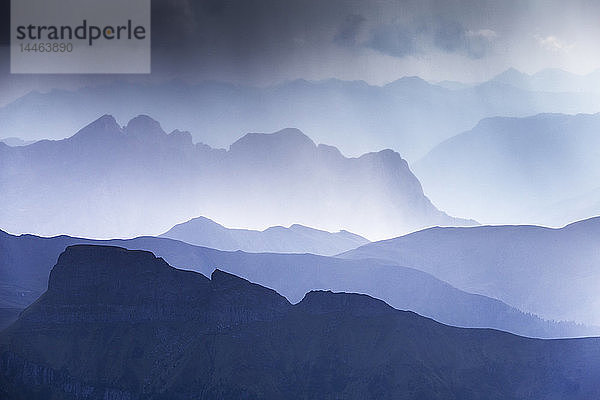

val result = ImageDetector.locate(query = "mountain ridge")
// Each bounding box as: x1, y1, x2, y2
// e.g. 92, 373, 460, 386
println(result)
340, 216, 600, 325
0, 228, 595, 338
414, 112, 600, 225
1, 69, 598, 161
0, 114, 474, 240
160, 216, 369, 255
4, 245, 600, 399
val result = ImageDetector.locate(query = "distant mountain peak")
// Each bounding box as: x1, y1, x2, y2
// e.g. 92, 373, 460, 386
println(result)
124, 115, 166, 139
160, 216, 370, 255
167, 129, 194, 147
385, 76, 432, 90
358, 148, 411, 171
186, 215, 224, 225
494, 67, 529, 78
229, 128, 316, 155
69, 114, 122, 141
490, 68, 531, 86
288, 223, 318, 232
91, 114, 120, 128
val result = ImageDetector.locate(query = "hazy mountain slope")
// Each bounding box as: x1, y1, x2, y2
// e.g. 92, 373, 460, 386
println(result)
341, 217, 600, 325
533, 187, 600, 227
491, 67, 600, 93
0, 137, 36, 147
3, 245, 600, 399
0, 72, 598, 160
0, 229, 594, 338
414, 113, 600, 224
0, 115, 473, 240
160, 216, 369, 255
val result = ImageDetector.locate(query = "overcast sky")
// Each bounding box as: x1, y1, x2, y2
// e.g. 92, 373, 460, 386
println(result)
149, 0, 600, 84
1, 0, 600, 103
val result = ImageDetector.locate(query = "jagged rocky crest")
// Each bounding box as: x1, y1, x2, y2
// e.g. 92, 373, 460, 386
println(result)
0, 114, 476, 240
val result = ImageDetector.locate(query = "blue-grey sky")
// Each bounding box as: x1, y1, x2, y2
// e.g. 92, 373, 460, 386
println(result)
148, 0, 600, 84
1, 0, 600, 103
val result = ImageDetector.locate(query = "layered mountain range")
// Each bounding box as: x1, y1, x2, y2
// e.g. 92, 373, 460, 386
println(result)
414, 112, 600, 225
160, 216, 369, 255
3, 245, 600, 399
1, 69, 599, 161
342, 217, 600, 325
489, 68, 600, 93
0, 115, 473, 240
0, 228, 595, 338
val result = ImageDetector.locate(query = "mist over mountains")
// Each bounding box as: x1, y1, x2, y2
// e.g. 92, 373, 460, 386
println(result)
490, 68, 600, 93
2, 229, 593, 338
3, 0, 600, 394
0, 114, 473, 240
342, 217, 600, 325
160, 216, 369, 256
1, 68, 599, 161
5, 69, 600, 231
4, 245, 600, 399
414, 112, 600, 225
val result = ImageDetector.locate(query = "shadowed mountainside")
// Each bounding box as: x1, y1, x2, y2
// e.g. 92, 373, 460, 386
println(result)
0, 229, 595, 338
3, 245, 600, 399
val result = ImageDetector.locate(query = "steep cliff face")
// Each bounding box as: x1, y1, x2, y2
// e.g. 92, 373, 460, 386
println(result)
1, 245, 295, 399
21, 245, 291, 326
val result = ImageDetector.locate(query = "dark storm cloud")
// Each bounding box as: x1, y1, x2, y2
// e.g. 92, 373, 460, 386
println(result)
334, 14, 366, 47
149, 0, 345, 79
433, 19, 466, 52
2, 0, 600, 89
363, 16, 495, 59
433, 18, 494, 59
366, 23, 420, 57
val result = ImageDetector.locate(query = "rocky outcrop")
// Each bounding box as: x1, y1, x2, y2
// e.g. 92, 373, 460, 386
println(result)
20, 245, 290, 328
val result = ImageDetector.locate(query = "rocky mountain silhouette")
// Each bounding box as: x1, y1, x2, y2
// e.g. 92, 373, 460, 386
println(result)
0, 115, 475, 240
3, 245, 600, 399
0, 72, 598, 160
0, 229, 594, 338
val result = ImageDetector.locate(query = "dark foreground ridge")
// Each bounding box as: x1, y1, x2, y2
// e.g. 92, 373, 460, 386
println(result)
2, 229, 594, 338
3, 245, 600, 399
